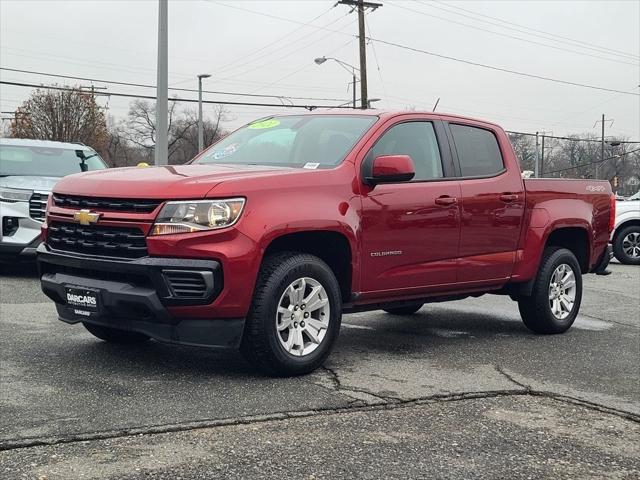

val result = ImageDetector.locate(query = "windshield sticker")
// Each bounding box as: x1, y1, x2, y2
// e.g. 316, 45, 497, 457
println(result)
248, 119, 280, 130
210, 143, 240, 160
303, 162, 320, 170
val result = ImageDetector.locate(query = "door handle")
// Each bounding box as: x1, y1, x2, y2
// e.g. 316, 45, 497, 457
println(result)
499, 193, 519, 203
435, 196, 457, 206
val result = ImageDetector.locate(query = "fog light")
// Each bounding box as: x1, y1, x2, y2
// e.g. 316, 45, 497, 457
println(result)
2, 217, 19, 236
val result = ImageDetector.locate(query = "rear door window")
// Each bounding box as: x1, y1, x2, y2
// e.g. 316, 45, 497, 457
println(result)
450, 124, 504, 177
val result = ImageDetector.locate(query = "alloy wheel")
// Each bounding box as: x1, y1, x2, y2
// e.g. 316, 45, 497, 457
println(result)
548, 263, 577, 320
622, 232, 640, 259
276, 277, 330, 357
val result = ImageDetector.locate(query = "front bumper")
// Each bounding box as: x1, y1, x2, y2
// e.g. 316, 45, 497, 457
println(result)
0, 200, 43, 259
37, 245, 244, 348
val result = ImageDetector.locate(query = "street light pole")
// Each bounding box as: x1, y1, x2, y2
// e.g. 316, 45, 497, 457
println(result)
314, 56, 360, 109
352, 73, 357, 109
197, 74, 211, 153
155, 0, 168, 166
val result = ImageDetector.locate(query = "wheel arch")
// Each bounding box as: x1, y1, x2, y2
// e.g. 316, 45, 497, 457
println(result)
262, 230, 354, 303
613, 219, 640, 241
544, 226, 590, 273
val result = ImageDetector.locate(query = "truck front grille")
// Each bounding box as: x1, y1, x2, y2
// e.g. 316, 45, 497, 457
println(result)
52, 194, 161, 213
29, 192, 49, 222
47, 222, 148, 258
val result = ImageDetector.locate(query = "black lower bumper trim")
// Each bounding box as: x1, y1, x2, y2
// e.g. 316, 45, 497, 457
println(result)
37, 244, 241, 348
37, 244, 222, 306
63, 313, 245, 349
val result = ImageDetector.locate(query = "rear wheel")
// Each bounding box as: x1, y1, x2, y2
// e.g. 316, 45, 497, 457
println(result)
383, 303, 424, 315
518, 247, 582, 334
83, 322, 150, 343
613, 225, 640, 265
241, 252, 342, 377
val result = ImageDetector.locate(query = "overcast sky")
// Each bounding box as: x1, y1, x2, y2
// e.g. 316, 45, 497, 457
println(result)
1, 0, 639, 138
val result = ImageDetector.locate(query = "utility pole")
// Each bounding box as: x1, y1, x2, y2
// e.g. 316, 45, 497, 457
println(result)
534, 132, 539, 178
594, 114, 613, 180
541, 134, 545, 177
338, 0, 382, 109
155, 0, 169, 166
197, 74, 211, 153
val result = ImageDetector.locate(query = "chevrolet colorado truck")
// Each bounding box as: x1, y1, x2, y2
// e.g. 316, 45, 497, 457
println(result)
37, 111, 614, 376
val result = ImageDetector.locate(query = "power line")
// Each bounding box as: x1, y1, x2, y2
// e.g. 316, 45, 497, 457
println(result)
191, 1, 639, 97
389, 2, 638, 66
428, 0, 640, 61
211, 16, 357, 84
364, 15, 390, 109
195, 3, 339, 79
0, 81, 352, 110
369, 37, 640, 96
212, 1, 354, 38
506, 131, 640, 144
543, 148, 640, 175
0, 67, 349, 103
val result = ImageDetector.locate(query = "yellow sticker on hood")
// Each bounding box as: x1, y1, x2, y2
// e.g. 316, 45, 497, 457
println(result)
248, 119, 280, 129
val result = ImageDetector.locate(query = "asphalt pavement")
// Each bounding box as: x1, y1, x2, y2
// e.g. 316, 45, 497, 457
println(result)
0, 261, 638, 479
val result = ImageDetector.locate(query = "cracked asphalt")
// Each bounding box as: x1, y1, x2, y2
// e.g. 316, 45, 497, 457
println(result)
1, 261, 639, 478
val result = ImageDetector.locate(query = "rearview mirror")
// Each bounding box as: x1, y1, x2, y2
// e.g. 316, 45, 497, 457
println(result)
366, 155, 415, 184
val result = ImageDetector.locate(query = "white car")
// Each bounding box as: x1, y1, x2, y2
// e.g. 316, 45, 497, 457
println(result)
612, 191, 640, 265
0, 138, 107, 260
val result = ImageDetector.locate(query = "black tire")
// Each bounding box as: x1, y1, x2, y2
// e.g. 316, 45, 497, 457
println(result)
517, 247, 582, 334
613, 225, 640, 265
83, 322, 151, 343
383, 303, 424, 315
240, 252, 342, 377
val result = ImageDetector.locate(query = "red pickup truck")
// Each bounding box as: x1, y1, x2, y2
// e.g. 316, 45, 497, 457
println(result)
38, 111, 614, 376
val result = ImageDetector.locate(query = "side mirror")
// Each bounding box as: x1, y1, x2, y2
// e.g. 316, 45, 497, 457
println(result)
367, 155, 415, 184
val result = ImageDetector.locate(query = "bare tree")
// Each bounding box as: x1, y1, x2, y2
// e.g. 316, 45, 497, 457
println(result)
10, 85, 108, 154
119, 100, 227, 164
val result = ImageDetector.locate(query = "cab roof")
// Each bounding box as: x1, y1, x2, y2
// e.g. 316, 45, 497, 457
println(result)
269, 109, 502, 129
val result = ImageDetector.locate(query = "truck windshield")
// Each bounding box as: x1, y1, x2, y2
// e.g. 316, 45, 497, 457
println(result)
195, 115, 377, 168
0, 145, 107, 177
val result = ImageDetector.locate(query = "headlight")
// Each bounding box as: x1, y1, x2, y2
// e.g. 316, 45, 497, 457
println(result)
150, 198, 245, 235
0, 187, 33, 202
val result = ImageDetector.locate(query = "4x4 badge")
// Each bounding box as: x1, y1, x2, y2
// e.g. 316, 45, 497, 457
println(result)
74, 209, 100, 226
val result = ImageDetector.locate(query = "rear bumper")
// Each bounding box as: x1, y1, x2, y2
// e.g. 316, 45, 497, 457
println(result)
37, 245, 244, 348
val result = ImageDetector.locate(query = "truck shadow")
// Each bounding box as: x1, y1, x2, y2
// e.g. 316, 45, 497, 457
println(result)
0, 261, 39, 278
58, 305, 533, 379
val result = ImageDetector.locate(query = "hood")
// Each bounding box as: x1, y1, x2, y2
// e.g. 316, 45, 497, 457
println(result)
0, 175, 59, 192
616, 200, 640, 215
52, 164, 300, 199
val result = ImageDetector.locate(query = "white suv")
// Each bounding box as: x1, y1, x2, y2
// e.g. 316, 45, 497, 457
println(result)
612, 191, 640, 265
0, 138, 107, 260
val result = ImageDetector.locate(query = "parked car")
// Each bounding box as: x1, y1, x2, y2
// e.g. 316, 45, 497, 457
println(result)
612, 190, 640, 264
0, 139, 107, 260
37, 111, 614, 376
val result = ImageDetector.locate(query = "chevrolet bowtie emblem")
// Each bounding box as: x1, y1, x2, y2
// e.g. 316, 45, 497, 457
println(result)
74, 209, 100, 226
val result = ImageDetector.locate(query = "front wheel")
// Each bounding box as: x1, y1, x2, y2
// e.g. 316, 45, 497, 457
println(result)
517, 247, 582, 334
613, 225, 640, 265
240, 252, 342, 377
